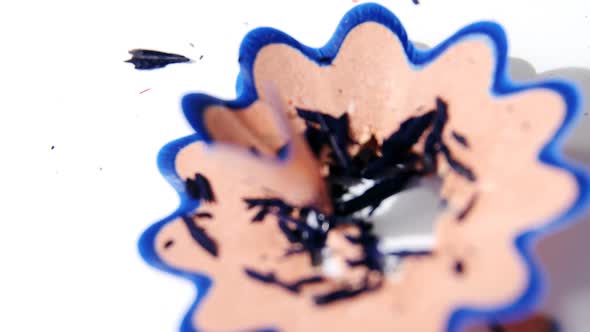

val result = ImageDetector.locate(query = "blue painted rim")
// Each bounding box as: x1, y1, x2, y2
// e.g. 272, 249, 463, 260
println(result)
139, 3, 590, 331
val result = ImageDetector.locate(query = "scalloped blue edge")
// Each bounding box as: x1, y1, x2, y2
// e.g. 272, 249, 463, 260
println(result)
139, 3, 590, 331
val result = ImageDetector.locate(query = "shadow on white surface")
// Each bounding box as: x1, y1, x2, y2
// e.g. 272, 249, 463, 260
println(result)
508, 58, 590, 332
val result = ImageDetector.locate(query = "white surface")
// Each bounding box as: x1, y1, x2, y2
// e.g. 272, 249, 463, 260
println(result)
0, 0, 589, 331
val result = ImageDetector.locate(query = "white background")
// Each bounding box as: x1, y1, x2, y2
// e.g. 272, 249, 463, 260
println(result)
0, 0, 589, 331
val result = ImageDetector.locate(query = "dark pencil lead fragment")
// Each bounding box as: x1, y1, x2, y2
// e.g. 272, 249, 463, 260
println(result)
278, 219, 302, 243
434, 97, 449, 132
186, 173, 216, 203
453, 260, 465, 275
243, 198, 293, 217
457, 193, 478, 221
181, 216, 218, 257
362, 111, 434, 179
244, 268, 280, 286
313, 275, 382, 305
125, 49, 191, 70
440, 145, 476, 182
163, 239, 175, 249
243, 198, 332, 265
296, 108, 353, 171
451, 131, 469, 148
303, 125, 327, 157
335, 171, 415, 216
193, 212, 213, 219
252, 208, 270, 223
419, 98, 476, 182
244, 268, 323, 293
277, 212, 328, 266
284, 246, 306, 257
289, 276, 325, 291
385, 250, 432, 257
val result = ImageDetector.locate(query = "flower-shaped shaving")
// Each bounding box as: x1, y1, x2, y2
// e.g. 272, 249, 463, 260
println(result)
139, 4, 589, 332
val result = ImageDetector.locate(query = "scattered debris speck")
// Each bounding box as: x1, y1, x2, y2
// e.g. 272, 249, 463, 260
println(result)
51, 145, 55, 150
521, 122, 531, 131
199, 55, 204, 60
139, 88, 152, 94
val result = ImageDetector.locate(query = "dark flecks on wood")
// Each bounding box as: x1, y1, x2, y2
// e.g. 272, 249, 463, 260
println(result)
242, 96, 477, 305
186, 173, 216, 203
244, 198, 377, 269
277, 212, 330, 266
125, 49, 191, 70
244, 198, 294, 223
423, 98, 476, 182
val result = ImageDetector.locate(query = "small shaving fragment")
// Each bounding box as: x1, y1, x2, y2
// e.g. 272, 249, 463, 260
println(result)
125, 49, 191, 70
